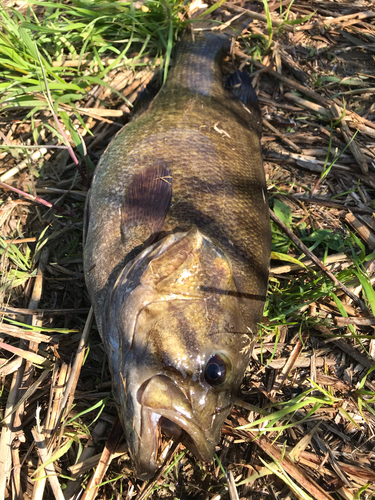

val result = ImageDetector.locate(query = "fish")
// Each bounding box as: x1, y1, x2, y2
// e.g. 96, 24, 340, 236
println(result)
83, 21, 271, 480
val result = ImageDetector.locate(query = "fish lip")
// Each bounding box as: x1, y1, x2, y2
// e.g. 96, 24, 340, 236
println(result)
134, 375, 217, 480
136, 408, 216, 481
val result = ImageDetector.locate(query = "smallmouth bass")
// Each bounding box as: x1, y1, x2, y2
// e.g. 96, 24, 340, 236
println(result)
84, 24, 271, 479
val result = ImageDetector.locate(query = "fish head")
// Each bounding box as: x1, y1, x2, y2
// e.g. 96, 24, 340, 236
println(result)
105, 229, 253, 479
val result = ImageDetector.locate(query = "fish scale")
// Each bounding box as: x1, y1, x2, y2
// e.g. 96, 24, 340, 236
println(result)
84, 27, 271, 479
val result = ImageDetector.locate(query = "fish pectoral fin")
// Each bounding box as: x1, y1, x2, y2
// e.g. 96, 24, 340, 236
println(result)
121, 163, 172, 246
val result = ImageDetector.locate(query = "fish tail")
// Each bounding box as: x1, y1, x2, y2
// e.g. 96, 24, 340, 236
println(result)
168, 15, 252, 93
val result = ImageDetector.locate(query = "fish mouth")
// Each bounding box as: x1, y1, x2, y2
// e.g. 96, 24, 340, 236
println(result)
134, 374, 217, 480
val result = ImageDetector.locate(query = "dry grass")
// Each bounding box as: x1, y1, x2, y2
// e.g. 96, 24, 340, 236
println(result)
1, 0, 375, 499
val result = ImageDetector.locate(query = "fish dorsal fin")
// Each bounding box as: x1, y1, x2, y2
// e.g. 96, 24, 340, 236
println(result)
121, 164, 172, 250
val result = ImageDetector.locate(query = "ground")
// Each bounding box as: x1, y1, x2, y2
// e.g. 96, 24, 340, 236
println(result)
0, 1, 375, 499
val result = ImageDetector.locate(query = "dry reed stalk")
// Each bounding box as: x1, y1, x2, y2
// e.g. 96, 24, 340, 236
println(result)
51, 55, 159, 68
0, 343, 50, 366
284, 92, 330, 119
0, 368, 25, 499
262, 118, 301, 153
40, 308, 93, 479
10, 446, 22, 500
33, 363, 63, 500
45, 362, 69, 440
77, 108, 124, 117
13, 248, 49, 499
0, 249, 49, 499
297, 10, 375, 31
268, 357, 336, 369
329, 339, 374, 370
0, 357, 23, 377
271, 252, 350, 274
0, 323, 55, 343
63, 420, 108, 499
67, 444, 128, 476
345, 212, 375, 249
330, 103, 368, 174
295, 449, 375, 483
288, 423, 322, 461
335, 316, 375, 326
0, 306, 90, 316
0, 148, 47, 183
81, 418, 123, 500
31, 427, 65, 500
234, 426, 335, 500
227, 470, 240, 500
222, 3, 294, 31
2, 237, 37, 244
271, 332, 309, 394
57, 307, 94, 426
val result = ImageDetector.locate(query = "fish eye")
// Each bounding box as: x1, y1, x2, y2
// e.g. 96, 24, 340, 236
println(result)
204, 355, 227, 387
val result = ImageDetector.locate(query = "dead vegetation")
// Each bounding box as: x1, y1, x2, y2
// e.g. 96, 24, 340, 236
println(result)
0, 0, 375, 499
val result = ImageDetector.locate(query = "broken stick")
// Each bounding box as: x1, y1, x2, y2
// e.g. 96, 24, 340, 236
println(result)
330, 103, 368, 174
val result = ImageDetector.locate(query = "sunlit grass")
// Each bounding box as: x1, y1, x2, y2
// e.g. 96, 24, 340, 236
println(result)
0, 0, 187, 148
